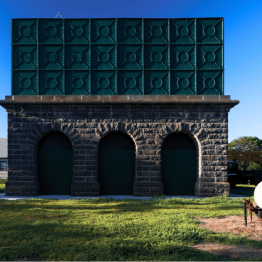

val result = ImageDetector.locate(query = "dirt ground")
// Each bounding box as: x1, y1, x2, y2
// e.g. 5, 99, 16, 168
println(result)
189, 215, 262, 260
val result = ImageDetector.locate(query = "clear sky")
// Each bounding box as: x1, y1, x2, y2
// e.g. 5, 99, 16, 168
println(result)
0, 0, 261, 142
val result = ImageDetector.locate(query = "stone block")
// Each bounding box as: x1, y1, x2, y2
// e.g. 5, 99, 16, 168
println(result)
20, 176, 34, 182
135, 177, 149, 182
137, 166, 150, 172
87, 187, 100, 193
149, 188, 163, 195
71, 186, 86, 193
20, 186, 37, 193
149, 166, 161, 171
86, 176, 98, 182
149, 176, 161, 182
73, 177, 86, 182
8, 176, 21, 182
133, 187, 150, 193
5, 186, 21, 193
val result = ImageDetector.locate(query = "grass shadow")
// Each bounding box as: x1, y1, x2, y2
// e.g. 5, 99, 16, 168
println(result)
231, 185, 255, 198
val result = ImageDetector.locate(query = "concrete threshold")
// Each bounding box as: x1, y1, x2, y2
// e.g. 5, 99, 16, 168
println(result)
0, 193, 246, 201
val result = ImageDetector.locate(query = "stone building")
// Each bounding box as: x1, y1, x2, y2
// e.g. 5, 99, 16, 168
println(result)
0, 18, 239, 197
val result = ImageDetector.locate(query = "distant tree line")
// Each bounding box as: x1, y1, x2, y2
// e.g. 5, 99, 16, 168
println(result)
228, 136, 262, 170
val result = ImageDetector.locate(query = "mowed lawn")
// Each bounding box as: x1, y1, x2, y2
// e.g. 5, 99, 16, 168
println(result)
0, 181, 260, 261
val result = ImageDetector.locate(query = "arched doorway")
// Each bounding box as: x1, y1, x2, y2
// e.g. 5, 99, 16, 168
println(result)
37, 131, 73, 195
161, 132, 196, 195
98, 132, 135, 195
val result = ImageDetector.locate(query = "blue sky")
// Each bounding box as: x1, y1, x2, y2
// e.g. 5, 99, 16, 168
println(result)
0, 0, 261, 142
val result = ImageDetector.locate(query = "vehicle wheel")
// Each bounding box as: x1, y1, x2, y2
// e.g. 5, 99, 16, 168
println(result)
228, 178, 236, 188
258, 211, 262, 219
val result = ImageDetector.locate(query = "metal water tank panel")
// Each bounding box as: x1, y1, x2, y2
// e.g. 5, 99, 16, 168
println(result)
11, 18, 224, 95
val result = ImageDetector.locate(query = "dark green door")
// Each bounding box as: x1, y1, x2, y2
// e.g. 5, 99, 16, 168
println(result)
38, 132, 73, 195
161, 133, 196, 195
98, 132, 135, 195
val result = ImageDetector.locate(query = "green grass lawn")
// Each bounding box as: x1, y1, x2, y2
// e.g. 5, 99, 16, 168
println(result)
0, 181, 260, 261
0, 195, 261, 261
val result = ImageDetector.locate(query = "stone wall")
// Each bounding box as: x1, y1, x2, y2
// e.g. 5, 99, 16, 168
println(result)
0, 95, 239, 197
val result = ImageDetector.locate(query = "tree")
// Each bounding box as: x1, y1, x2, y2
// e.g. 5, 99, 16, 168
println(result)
228, 136, 262, 152
228, 136, 262, 170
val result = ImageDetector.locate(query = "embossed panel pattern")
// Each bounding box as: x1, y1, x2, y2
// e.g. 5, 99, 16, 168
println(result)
12, 19, 37, 44
11, 18, 224, 95
13, 71, 38, 95
144, 45, 169, 70
65, 20, 90, 44
91, 19, 116, 44
171, 71, 196, 95
39, 20, 63, 44
13, 46, 37, 70
144, 71, 170, 95
39, 45, 64, 70
118, 45, 143, 70
197, 18, 223, 44
91, 45, 116, 70
65, 45, 90, 70
118, 71, 143, 95
197, 71, 223, 95
91, 71, 116, 95
118, 19, 142, 44
170, 19, 196, 44
170, 45, 195, 70
197, 45, 223, 70
39, 71, 64, 95
144, 19, 169, 44
65, 71, 90, 95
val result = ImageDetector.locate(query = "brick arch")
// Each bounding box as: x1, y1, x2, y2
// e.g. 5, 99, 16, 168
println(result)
158, 123, 202, 183
30, 123, 81, 190
95, 124, 137, 195
157, 123, 201, 140
97, 130, 136, 150
94, 123, 139, 193
35, 130, 73, 150
32, 122, 81, 147
94, 122, 141, 151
